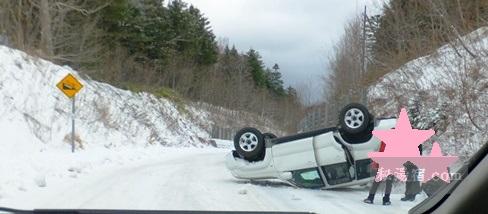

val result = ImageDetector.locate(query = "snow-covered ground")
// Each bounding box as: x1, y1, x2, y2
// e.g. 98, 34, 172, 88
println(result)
1, 147, 421, 213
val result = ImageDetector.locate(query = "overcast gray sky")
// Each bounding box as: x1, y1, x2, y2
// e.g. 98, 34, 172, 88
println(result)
184, 0, 381, 102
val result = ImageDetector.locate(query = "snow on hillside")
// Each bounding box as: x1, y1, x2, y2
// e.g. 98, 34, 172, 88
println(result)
0, 45, 211, 148
369, 27, 488, 159
0, 45, 214, 200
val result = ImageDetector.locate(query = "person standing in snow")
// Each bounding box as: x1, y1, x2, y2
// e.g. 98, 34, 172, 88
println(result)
401, 144, 423, 201
363, 141, 394, 205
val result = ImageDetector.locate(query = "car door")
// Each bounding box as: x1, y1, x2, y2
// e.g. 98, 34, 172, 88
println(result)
312, 131, 351, 186
270, 128, 340, 188
334, 119, 396, 180
271, 136, 317, 172
336, 134, 380, 180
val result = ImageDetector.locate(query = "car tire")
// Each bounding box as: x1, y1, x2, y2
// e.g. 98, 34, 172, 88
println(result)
340, 122, 374, 144
234, 127, 265, 162
339, 103, 372, 135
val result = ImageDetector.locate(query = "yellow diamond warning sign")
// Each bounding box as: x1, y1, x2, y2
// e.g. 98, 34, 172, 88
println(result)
56, 74, 83, 98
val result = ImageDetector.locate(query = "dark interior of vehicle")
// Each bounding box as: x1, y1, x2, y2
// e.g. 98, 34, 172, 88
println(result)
322, 162, 353, 185
355, 159, 373, 180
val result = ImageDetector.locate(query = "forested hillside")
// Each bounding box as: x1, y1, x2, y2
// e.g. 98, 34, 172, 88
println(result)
326, 0, 488, 105
0, 0, 302, 132
367, 0, 488, 84
325, 0, 488, 159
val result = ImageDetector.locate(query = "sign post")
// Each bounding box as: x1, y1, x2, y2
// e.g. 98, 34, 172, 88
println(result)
56, 74, 83, 153
71, 96, 75, 153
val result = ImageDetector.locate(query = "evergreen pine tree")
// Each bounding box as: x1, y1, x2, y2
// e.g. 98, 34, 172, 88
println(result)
246, 49, 267, 87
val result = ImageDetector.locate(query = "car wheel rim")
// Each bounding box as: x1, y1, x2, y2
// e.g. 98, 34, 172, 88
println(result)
344, 108, 364, 129
239, 132, 259, 152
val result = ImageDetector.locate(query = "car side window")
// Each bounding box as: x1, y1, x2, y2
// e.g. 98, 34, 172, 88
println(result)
322, 163, 353, 185
356, 159, 373, 179
291, 168, 324, 188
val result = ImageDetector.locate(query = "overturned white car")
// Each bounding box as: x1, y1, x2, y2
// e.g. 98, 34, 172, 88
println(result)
226, 103, 397, 189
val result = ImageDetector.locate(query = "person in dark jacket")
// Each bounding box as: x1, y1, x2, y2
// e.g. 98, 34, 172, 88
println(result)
401, 144, 423, 201
363, 141, 394, 205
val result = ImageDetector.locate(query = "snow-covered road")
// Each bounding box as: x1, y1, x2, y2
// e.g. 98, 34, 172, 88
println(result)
2, 149, 421, 213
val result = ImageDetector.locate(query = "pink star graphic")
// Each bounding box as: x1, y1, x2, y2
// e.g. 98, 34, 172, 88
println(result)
411, 142, 458, 183
368, 108, 458, 183
372, 108, 434, 156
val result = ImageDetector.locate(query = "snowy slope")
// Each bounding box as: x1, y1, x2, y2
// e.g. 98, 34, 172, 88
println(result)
0, 45, 213, 201
369, 27, 488, 159
0, 45, 211, 149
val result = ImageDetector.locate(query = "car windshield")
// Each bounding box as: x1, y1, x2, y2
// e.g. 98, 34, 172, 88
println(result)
0, 1, 487, 214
